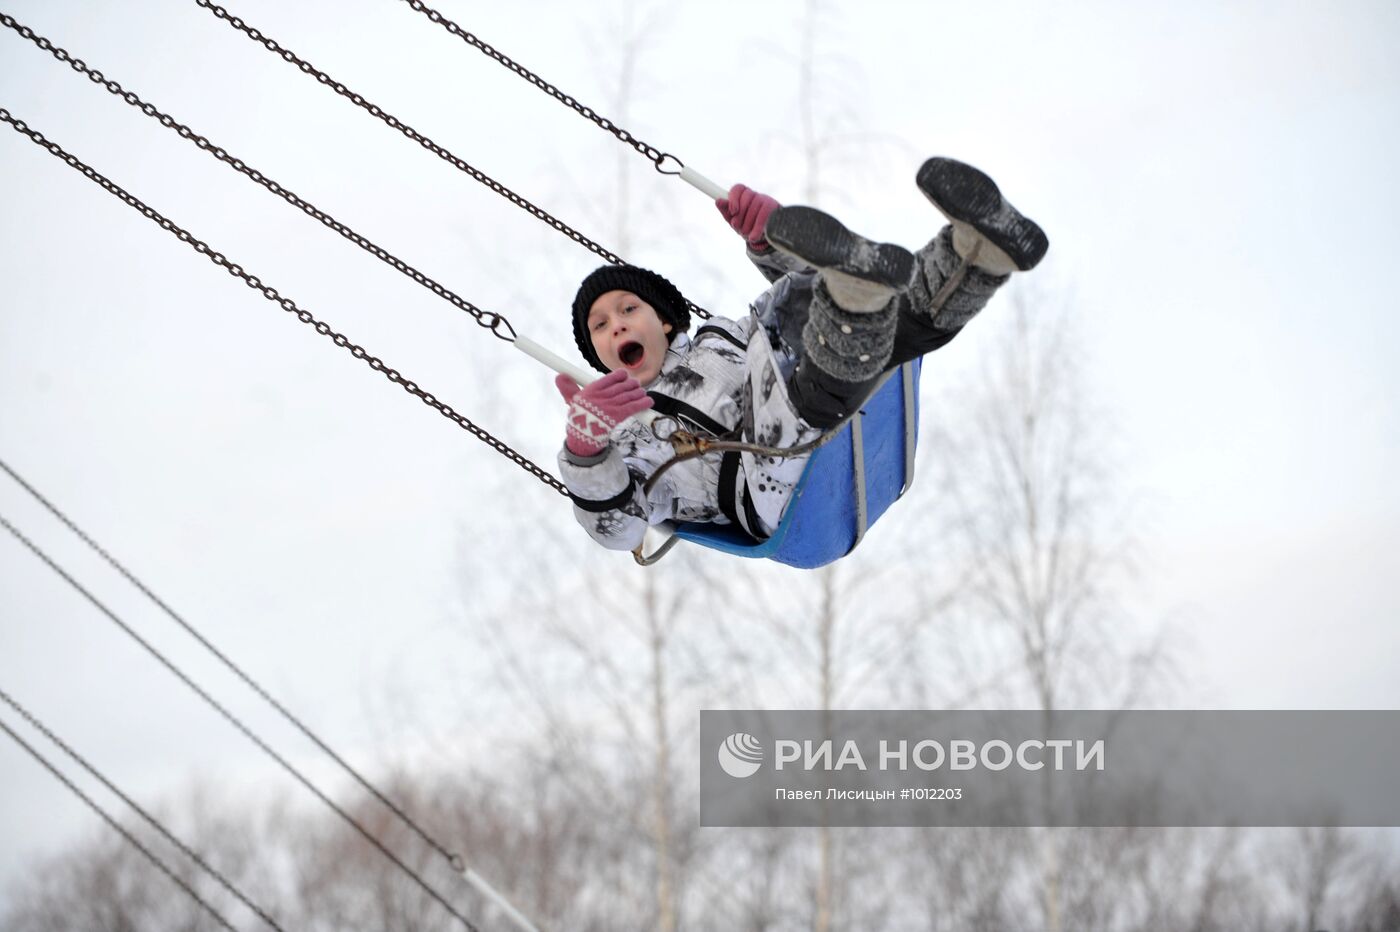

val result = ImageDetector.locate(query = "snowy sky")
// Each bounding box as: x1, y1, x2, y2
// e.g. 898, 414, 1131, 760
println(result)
2, 0, 1398, 907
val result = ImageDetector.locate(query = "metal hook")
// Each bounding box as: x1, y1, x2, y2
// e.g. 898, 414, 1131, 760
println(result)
654, 152, 685, 175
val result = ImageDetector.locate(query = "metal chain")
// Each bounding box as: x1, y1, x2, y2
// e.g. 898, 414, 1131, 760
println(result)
193, 0, 711, 320
0, 714, 239, 932
0, 513, 485, 932
399, 0, 671, 167
0, 685, 286, 931
0, 107, 568, 496
0, 12, 517, 345
0, 455, 471, 877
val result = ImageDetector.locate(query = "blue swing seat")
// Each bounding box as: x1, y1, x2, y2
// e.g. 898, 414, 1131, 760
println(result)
670, 360, 921, 569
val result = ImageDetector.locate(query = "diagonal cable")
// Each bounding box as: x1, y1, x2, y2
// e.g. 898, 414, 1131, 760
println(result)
0, 685, 286, 931
190, 0, 712, 319
0, 455, 472, 875
0, 714, 239, 932
2, 454, 545, 930
0, 511, 484, 932
0, 104, 568, 496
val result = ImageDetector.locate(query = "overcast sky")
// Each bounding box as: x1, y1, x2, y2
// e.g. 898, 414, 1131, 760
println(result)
2, 0, 1398, 908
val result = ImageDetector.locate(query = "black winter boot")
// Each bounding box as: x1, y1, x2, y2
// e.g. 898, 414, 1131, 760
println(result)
916, 157, 1048, 274
764, 206, 915, 312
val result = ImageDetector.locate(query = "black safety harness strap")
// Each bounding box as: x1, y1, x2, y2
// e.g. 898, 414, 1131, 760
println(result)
717, 450, 743, 528
717, 450, 768, 541
693, 324, 748, 352
567, 478, 636, 513
646, 392, 731, 438
650, 386, 767, 540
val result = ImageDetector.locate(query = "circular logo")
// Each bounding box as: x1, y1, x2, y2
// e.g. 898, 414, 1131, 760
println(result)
718, 732, 763, 778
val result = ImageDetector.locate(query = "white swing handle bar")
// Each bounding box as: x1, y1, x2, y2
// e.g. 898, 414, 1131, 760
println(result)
677, 165, 729, 201
513, 335, 657, 427
459, 867, 541, 932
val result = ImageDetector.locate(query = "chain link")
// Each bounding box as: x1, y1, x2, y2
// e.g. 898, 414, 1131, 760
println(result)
0, 106, 569, 496
0, 454, 474, 876
0, 12, 520, 346
0, 514, 485, 932
0, 685, 286, 931
0, 710, 239, 931
193, 0, 711, 320
400, 0, 668, 165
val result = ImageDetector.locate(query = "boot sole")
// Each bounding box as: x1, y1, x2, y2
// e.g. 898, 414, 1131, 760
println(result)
916, 157, 1049, 271
764, 206, 915, 288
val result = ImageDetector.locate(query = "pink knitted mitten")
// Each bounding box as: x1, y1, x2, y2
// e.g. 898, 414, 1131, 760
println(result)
556, 370, 654, 457
716, 183, 781, 252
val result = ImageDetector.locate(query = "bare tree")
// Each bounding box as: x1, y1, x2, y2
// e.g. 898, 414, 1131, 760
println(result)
440, 5, 736, 930
11, 773, 1400, 931
928, 284, 1165, 712
908, 277, 1174, 931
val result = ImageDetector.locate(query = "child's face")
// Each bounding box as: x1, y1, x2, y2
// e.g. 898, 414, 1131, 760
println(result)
586, 289, 673, 387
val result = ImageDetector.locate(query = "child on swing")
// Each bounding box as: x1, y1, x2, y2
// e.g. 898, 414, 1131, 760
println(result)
556, 157, 1047, 552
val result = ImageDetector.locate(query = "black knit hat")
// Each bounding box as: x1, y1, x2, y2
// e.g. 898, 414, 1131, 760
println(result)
571, 264, 692, 373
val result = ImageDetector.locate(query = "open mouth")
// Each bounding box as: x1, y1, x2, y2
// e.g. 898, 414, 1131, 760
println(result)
618, 341, 645, 369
